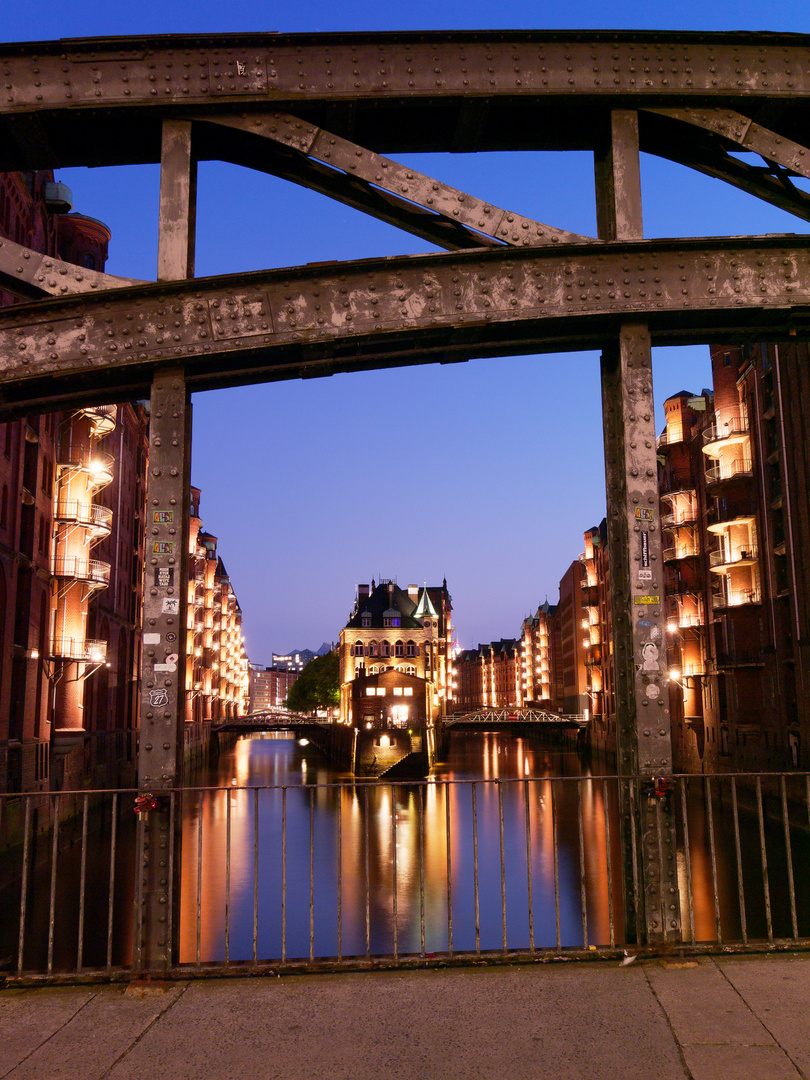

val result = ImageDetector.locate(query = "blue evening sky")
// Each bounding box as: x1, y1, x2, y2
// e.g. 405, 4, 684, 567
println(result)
3, 2, 808, 657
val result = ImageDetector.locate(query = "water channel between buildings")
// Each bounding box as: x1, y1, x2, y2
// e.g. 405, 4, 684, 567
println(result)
4, 730, 810, 973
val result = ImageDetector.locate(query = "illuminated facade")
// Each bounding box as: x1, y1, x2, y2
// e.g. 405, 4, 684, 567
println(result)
248, 664, 298, 712
339, 579, 452, 726
0, 170, 150, 792
187, 488, 250, 723
451, 603, 558, 712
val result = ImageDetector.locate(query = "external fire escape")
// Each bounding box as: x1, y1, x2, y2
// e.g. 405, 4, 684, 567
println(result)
50, 404, 116, 737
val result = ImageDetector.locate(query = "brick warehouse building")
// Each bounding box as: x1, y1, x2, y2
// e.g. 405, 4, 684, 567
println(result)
339, 579, 453, 727
0, 172, 249, 794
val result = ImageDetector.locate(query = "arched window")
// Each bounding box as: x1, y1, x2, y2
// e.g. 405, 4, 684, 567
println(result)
354, 642, 364, 657
381, 641, 390, 657
394, 640, 404, 657
405, 666, 416, 677
406, 641, 417, 657
368, 641, 379, 657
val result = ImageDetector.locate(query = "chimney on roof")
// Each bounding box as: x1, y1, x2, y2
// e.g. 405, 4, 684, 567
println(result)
357, 584, 370, 607
408, 584, 418, 602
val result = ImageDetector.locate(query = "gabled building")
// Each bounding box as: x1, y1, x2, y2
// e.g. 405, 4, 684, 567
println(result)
339, 578, 452, 727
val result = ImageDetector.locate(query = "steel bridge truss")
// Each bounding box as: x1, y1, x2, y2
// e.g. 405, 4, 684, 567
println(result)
2, 29, 810, 966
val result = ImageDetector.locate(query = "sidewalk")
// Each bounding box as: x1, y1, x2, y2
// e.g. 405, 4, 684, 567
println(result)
1, 953, 809, 1079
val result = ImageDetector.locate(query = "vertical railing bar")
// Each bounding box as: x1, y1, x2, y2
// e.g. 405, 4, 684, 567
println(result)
363, 785, 370, 958
756, 777, 773, 943
780, 776, 798, 940
524, 779, 535, 953
418, 785, 426, 956
133, 809, 143, 973
577, 780, 588, 948
391, 784, 398, 960
498, 781, 507, 954
602, 779, 615, 949
47, 794, 61, 975
252, 789, 259, 965
628, 780, 641, 938
16, 796, 32, 975
445, 781, 453, 956
281, 787, 287, 964
704, 777, 722, 944
337, 790, 343, 962
472, 782, 480, 955
730, 778, 748, 945
106, 793, 118, 972
196, 792, 203, 968
167, 791, 176, 970
225, 790, 231, 964
76, 794, 89, 972
309, 787, 315, 963
678, 778, 696, 946
552, 779, 561, 951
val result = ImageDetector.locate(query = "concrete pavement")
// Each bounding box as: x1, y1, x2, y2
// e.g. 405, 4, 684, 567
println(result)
1, 953, 809, 1079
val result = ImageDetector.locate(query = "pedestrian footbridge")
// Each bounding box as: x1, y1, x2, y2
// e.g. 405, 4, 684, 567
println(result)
444, 709, 587, 729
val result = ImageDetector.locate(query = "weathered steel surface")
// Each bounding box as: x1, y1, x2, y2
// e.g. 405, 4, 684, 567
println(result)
202, 113, 594, 250
133, 368, 191, 972
2, 32, 810, 118
0, 234, 143, 301
1, 236, 809, 415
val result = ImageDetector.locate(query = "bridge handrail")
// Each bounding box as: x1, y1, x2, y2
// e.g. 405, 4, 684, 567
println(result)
444, 709, 587, 726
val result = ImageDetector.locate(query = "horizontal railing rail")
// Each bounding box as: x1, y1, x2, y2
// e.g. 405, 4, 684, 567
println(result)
2, 772, 809, 981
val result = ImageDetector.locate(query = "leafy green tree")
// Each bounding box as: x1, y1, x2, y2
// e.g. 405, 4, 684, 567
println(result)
284, 651, 339, 713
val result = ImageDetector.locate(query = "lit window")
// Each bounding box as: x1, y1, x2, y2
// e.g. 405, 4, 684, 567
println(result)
393, 687, 403, 696
404, 687, 414, 697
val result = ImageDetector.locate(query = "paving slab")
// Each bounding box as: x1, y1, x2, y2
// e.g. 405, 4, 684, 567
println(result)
681, 1044, 802, 1080
0, 986, 97, 1077
1, 955, 808, 1080
717, 956, 810, 1076
1, 984, 185, 1080
645, 955, 778, 1047
107, 966, 686, 1080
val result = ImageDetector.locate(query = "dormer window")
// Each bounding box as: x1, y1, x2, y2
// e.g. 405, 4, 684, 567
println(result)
383, 608, 400, 628
361, 611, 371, 627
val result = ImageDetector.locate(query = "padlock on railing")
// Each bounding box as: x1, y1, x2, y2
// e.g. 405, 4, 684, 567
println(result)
643, 776, 673, 806
133, 793, 161, 814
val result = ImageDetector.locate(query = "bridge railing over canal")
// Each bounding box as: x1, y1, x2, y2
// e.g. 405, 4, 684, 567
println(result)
2, 771, 809, 981
444, 710, 588, 728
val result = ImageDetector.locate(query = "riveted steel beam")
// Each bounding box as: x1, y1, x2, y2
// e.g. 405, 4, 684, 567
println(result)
202, 113, 595, 250
1, 236, 810, 416
3, 32, 810, 124
641, 108, 810, 222
645, 106, 810, 181
157, 119, 197, 281
0, 234, 144, 301
596, 112, 679, 946
133, 368, 191, 972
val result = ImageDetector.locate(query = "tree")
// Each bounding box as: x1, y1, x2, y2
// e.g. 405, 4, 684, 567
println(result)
284, 651, 339, 713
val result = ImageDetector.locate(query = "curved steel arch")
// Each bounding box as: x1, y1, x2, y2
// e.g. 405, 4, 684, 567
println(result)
1, 235, 809, 412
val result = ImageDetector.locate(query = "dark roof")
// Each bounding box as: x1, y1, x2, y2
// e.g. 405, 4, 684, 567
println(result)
345, 581, 423, 630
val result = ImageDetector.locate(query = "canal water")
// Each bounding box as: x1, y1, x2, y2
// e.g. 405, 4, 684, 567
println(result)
4, 730, 810, 972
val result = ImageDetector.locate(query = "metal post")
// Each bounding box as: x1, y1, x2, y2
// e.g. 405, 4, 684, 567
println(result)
596, 111, 681, 946
134, 117, 196, 973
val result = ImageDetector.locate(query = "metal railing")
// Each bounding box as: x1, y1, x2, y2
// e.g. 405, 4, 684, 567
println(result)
705, 458, 753, 484
51, 556, 111, 586
709, 544, 759, 568
3, 772, 810, 980
50, 636, 107, 662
